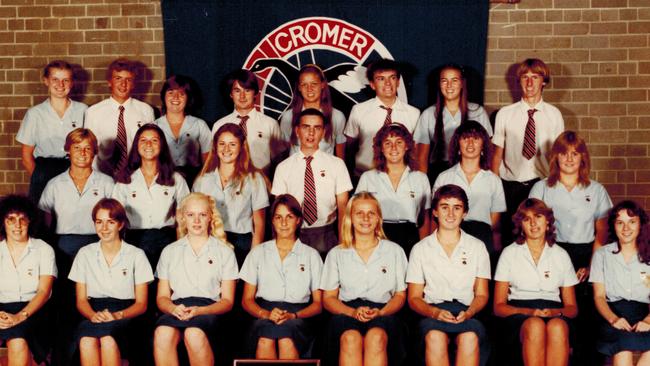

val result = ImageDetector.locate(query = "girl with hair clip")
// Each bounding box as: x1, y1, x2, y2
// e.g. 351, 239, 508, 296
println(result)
240, 194, 323, 360
279, 64, 346, 158
320, 192, 408, 366
0, 195, 57, 366
355, 123, 431, 256
192, 123, 269, 266
589, 200, 650, 366
17, 60, 88, 203
153, 192, 238, 366
414, 64, 492, 183
494, 198, 578, 366
112, 124, 190, 267
155, 75, 212, 187
433, 120, 506, 258
69, 198, 153, 366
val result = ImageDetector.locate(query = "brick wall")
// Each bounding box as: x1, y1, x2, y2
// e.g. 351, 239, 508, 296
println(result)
1, 0, 649, 205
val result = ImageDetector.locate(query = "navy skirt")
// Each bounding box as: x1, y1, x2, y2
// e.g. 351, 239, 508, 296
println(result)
156, 297, 221, 336
249, 299, 313, 357
0, 301, 49, 363
597, 300, 650, 356
75, 298, 134, 341
502, 299, 571, 348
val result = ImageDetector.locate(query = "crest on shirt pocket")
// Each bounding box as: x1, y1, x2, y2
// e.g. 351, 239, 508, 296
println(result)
131, 191, 137, 198
257, 131, 263, 139
320, 170, 326, 178
122, 268, 128, 276
299, 264, 305, 272
461, 251, 468, 265
163, 189, 169, 196
137, 121, 143, 128
71, 121, 78, 128
92, 188, 99, 196
27, 268, 33, 276
380, 265, 388, 274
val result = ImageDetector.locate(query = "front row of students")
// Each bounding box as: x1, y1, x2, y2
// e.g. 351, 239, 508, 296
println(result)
1, 187, 650, 365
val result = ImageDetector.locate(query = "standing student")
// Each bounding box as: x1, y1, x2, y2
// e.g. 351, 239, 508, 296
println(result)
414, 64, 492, 183
344, 58, 420, 179
85, 58, 155, 176
212, 69, 284, 176
272, 109, 352, 256
17, 60, 88, 203
240, 194, 323, 360
153, 192, 238, 366
279, 64, 346, 158
407, 184, 491, 366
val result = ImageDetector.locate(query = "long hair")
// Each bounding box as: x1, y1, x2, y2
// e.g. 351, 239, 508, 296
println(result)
512, 198, 557, 246
289, 64, 333, 145
608, 200, 650, 264
372, 123, 417, 172
175, 192, 232, 248
160, 74, 196, 115
0, 194, 39, 240
340, 192, 387, 249
447, 120, 491, 170
547, 131, 591, 188
92, 198, 129, 239
270, 194, 303, 239
115, 124, 176, 186
432, 64, 469, 163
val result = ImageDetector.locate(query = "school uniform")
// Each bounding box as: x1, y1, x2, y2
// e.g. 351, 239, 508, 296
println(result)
16, 99, 88, 202
0, 238, 57, 363
590, 243, 650, 356
239, 239, 323, 357
356, 168, 431, 255
279, 108, 347, 155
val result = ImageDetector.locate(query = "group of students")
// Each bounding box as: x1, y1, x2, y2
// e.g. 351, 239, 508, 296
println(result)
0, 55, 647, 366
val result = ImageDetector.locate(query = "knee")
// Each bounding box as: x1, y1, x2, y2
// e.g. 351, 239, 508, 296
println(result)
546, 318, 569, 342
7, 338, 29, 354
425, 330, 449, 354
520, 317, 546, 343
257, 337, 276, 350
456, 332, 479, 354
79, 337, 98, 352
154, 326, 179, 349
183, 327, 209, 351
364, 328, 388, 353
340, 330, 363, 351
99, 336, 118, 349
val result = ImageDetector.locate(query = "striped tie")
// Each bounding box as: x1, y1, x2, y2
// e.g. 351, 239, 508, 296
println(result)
522, 109, 537, 160
115, 105, 128, 173
238, 115, 249, 136
303, 156, 317, 226
380, 106, 392, 125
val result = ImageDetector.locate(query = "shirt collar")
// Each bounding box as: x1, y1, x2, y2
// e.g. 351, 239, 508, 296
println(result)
109, 97, 133, 108
519, 98, 545, 112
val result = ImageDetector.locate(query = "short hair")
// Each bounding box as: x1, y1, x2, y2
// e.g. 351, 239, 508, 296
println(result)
270, 194, 303, 238
106, 58, 137, 80
298, 108, 326, 125
512, 198, 556, 245
64, 128, 98, 155
547, 131, 591, 188
43, 60, 73, 78
0, 195, 39, 240
175, 192, 231, 247
116, 124, 176, 187
432, 184, 469, 214
372, 123, 417, 172
516, 58, 550, 84
340, 192, 387, 248
608, 200, 650, 264
160, 74, 197, 115
227, 69, 259, 95
366, 58, 401, 82
91, 198, 129, 239
448, 120, 492, 170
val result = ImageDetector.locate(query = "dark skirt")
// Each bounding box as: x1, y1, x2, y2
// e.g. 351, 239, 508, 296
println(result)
383, 222, 419, 257
28, 156, 69, 203
125, 226, 177, 268
226, 231, 253, 267
156, 297, 221, 337
0, 301, 49, 363
249, 299, 313, 357
503, 299, 571, 347
597, 300, 650, 356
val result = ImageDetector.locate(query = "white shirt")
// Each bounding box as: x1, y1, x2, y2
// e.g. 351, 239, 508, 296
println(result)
16, 99, 87, 158
112, 170, 189, 229
492, 99, 564, 181
39, 170, 115, 234
155, 115, 212, 167
406, 231, 491, 306
271, 150, 352, 228
192, 171, 269, 234
239, 239, 323, 304
279, 108, 347, 155
495, 242, 578, 302
344, 97, 420, 175
590, 243, 650, 303
355, 168, 431, 224
156, 236, 239, 301
0, 238, 57, 303
433, 164, 506, 226
212, 109, 283, 171
68, 241, 153, 300
320, 240, 408, 304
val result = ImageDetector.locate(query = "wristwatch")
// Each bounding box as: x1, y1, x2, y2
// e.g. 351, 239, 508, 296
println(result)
20, 310, 29, 319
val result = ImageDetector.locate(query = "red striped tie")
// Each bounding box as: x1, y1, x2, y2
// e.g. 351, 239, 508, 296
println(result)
115, 105, 128, 173
380, 106, 392, 125
303, 156, 317, 226
522, 109, 537, 160
238, 115, 249, 136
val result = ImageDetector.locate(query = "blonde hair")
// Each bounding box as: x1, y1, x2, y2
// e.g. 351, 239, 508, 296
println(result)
339, 192, 386, 248
175, 192, 232, 248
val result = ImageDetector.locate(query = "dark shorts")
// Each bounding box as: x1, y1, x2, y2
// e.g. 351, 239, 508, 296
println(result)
597, 300, 650, 356
249, 299, 313, 357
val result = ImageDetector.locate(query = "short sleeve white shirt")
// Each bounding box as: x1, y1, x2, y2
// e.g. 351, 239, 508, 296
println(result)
0, 238, 57, 303
155, 115, 212, 167
589, 243, 650, 303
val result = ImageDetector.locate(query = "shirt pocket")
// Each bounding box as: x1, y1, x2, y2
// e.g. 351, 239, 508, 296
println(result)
112, 264, 136, 298
285, 261, 312, 300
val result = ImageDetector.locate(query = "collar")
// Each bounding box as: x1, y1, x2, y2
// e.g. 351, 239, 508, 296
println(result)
297, 149, 322, 161
518, 98, 545, 113
109, 97, 133, 108
371, 96, 403, 110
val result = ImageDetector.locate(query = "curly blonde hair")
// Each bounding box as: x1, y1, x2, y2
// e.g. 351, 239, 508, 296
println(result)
175, 192, 232, 248
339, 192, 386, 248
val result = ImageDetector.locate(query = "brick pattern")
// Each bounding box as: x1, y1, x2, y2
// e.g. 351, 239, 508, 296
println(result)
485, 1, 650, 206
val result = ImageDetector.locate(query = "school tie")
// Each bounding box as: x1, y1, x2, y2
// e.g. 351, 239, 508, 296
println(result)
115, 105, 128, 172
380, 106, 392, 125
303, 156, 317, 226
522, 109, 537, 160
237, 115, 249, 136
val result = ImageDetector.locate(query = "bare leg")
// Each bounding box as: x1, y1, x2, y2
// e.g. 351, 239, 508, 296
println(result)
184, 327, 214, 366
636, 350, 650, 366
455, 331, 479, 366
256, 337, 277, 360
153, 326, 181, 366
520, 317, 546, 366
425, 330, 450, 366
278, 338, 299, 360
79, 337, 101, 366
99, 336, 121, 366
546, 318, 570, 366
6, 338, 30, 366
340, 330, 363, 366
363, 327, 388, 366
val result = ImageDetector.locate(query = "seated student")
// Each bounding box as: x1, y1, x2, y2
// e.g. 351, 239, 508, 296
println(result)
320, 192, 408, 366
68, 198, 153, 366
153, 192, 238, 366
0, 195, 57, 366
494, 198, 578, 366
407, 184, 491, 366
590, 200, 650, 366
240, 194, 323, 360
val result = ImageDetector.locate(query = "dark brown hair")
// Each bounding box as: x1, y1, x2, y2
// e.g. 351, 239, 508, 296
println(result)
372, 123, 416, 172
512, 198, 556, 245
106, 58, 137, 80
160, 74, 197, 115
92, 198, 129, 239
608, 200, 650, 264
448, 120, 491, 170
270, 194, 303, 238
115, 124, 176, 186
